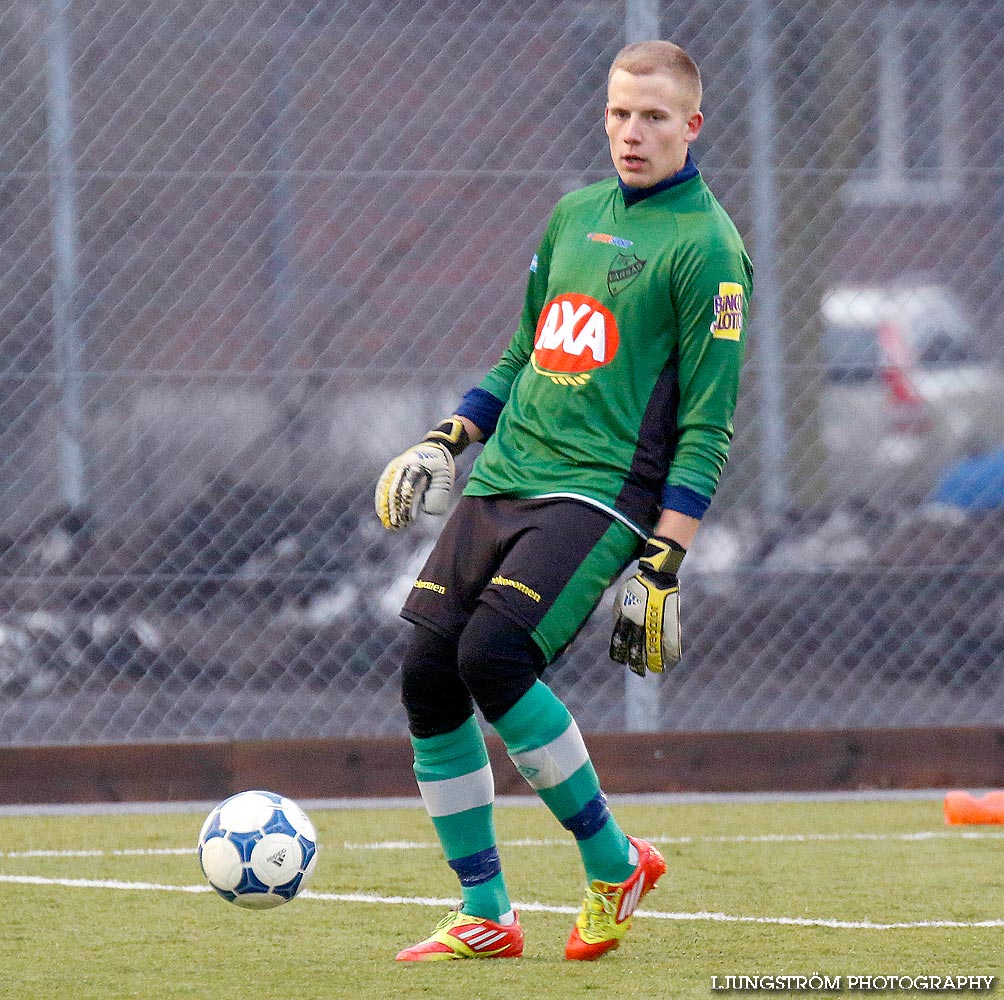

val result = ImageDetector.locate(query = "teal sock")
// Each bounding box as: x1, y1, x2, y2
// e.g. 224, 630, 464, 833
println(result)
493, 681, 635, 885
411, 715, 512, 921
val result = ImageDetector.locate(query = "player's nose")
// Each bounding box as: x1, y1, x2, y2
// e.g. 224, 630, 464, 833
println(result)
622, 114, 644, 142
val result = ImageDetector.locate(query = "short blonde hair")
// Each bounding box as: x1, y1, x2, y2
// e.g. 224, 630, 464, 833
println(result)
608, 40, 702, 112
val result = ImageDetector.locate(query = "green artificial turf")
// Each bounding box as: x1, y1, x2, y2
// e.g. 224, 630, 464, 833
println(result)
0, 798, 1001, 999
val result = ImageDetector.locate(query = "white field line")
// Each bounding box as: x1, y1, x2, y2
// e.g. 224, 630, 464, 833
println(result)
0, 874, 209, 893
2, 830, 1003, 861
0, 874, 1001, 931
0, 847, 192, 859
342, 830, 1004, 851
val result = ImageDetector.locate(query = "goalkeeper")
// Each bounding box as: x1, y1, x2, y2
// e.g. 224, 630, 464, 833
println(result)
376, 38, 751, 963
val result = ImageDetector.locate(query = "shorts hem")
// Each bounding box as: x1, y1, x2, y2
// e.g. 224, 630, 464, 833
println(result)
399, 609, 458, 641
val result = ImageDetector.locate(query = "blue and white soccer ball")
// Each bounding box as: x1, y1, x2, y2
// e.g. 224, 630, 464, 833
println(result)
198, 790, 318, 909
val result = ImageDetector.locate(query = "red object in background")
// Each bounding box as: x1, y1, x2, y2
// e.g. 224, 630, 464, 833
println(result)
944, 790, 1004, 824
877, 319, 933, 433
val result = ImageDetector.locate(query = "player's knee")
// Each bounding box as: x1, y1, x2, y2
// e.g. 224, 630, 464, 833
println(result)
400, 624, 472, 738
456, 603, 544, 724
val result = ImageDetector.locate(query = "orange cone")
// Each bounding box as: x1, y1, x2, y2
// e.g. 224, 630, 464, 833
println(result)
944, 790, 1004, 825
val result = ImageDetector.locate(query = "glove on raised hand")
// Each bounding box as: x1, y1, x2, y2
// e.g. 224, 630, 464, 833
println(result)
375, 417, 470, 530
609, 535, 686, 676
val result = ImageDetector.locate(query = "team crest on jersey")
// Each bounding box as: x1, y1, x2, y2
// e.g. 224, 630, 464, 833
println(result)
532, 293, 620, 385
607, 253, 647, 296
710, 282, 744, 340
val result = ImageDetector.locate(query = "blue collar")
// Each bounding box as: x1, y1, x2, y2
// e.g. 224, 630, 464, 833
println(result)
618, 151, 699, 206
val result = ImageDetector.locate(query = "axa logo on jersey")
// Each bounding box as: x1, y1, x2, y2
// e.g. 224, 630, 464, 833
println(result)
533, 293, 620, 379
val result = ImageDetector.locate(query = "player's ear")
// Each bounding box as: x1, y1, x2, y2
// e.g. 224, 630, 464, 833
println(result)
686, 110, 704, 142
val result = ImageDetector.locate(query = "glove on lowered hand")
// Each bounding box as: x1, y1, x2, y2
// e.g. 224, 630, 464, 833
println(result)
609, 535, 686, 676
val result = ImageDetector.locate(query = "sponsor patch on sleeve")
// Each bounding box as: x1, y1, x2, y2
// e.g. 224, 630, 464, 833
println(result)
710, 282, 744, 340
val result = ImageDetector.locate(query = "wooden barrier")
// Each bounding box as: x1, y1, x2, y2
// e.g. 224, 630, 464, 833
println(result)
2, 726, 1003, 804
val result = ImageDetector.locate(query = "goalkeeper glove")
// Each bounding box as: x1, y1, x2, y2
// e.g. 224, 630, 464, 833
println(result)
375, 417, 470, 531
609, 536, 686, 676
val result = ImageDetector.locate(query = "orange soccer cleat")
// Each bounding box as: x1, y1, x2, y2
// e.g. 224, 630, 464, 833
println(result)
565, 837, 667, 961
395, 909, 524, 962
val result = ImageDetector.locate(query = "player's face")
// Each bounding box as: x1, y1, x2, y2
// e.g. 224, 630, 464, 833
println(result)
604, 69, 703, 188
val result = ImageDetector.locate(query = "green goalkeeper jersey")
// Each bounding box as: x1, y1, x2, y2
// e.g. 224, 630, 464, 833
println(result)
463, 163, 753, 535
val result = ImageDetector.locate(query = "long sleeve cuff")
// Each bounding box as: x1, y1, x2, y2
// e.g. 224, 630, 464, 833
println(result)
455, 387, 506, 440
661, 484, 711, 520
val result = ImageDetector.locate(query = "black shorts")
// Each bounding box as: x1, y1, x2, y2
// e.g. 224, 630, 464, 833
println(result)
400, 495, 642, 662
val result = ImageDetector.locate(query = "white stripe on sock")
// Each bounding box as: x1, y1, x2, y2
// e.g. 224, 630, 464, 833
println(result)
416, 764, 494, 818
507, 720, 590, 790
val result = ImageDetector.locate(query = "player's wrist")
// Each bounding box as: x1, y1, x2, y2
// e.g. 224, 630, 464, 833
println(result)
422, 417, 470, 458
639, 535, 686, 578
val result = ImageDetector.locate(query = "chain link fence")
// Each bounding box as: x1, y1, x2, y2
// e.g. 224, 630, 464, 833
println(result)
1, 0, 1003, 744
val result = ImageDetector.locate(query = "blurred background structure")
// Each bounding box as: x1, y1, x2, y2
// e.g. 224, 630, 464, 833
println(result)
1, 0, 1003, 745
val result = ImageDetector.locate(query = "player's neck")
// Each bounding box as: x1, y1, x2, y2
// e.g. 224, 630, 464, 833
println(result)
618, 151, 699, 206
